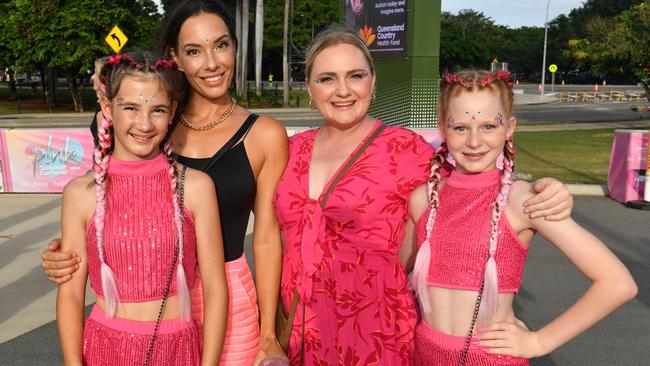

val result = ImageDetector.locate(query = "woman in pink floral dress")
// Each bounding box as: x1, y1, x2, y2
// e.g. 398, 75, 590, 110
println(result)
273, 28, 573, 366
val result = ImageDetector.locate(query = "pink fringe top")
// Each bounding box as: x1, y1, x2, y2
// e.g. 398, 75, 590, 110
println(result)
415, 169, 528, 293
86, 154, 197, 302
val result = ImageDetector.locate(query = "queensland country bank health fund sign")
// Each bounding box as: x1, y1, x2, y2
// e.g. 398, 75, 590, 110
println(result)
345, 0, 408, 58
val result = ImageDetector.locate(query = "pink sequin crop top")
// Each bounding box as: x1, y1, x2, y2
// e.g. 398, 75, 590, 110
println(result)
86, 154, 197, 302
415, 169, 528, 293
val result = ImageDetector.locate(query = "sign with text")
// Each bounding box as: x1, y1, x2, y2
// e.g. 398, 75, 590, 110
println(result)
0, 129, 94, 192
345, 0, 409, 58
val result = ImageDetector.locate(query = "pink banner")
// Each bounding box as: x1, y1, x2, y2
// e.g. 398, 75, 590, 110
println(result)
608, 129, 648, 203
0, 129, 94, 192
0, 126, 441, 193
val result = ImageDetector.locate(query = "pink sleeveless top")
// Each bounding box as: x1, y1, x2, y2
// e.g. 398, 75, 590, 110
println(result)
86, 154, 197, 302
416, 169, 528, 293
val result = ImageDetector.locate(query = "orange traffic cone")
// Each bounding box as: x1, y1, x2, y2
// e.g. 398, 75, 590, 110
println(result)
603, 80, 607, 86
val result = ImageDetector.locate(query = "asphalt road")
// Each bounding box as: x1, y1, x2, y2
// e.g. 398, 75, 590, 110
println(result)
514, 102, 650, 124
1, 102, 649, 129
0, 195, 647, 365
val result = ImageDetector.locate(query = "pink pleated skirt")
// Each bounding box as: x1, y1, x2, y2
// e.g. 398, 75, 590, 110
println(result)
414, 321, 529, 366
82, 305, 200, 366
192, 254, 260, 365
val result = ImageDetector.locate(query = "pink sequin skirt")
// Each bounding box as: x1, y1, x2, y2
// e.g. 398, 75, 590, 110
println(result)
192, 254, 260, 365
414, 321, 529, 366
82, 305, 200, 366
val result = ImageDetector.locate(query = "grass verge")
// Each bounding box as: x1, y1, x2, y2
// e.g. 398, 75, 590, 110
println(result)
514, 128, 619, 185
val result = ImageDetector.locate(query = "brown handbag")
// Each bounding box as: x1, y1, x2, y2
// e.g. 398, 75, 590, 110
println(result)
275, 124, 386, 355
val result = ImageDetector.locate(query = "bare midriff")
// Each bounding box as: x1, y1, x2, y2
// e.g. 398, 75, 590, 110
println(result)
95, 295, 183, 321
422, 287, 517, 336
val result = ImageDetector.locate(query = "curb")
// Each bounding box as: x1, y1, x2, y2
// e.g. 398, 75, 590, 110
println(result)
566, 184, 608, 196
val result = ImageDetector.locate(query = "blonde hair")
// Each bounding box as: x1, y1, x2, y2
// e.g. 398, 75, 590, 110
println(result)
305, 26, 375, 81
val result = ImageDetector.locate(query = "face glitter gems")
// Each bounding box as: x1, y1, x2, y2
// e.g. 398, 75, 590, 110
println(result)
495, 112, 505, 126
446, 117, 454, 129
138, 94, 157, 104
116, 97, 125, 105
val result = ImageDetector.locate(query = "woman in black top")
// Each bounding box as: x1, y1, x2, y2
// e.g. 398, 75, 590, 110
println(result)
42, 1, 288, 365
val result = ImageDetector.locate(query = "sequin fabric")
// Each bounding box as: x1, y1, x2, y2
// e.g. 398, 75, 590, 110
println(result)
83, 305, 199, 365
415, 169, 529, 292
414, 321, 529, 365
86, 153, 198, 302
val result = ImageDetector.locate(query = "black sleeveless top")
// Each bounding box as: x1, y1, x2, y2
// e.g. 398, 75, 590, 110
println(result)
176, 114, 258, 262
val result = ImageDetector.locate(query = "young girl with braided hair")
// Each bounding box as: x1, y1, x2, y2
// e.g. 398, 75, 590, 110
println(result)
56, 51, 228, 365
406, 70, 637, 365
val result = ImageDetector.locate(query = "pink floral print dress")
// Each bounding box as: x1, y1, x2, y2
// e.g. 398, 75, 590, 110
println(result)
274, 121, 434, 366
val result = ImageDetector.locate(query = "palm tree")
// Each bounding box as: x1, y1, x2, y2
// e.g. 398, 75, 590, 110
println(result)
235, 0, 242, 96
240, 0, 250, 101
282, 0, 290, 107
254, 0, 264, 96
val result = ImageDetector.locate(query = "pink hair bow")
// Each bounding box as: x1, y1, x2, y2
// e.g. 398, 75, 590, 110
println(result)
107, 54, 122, 65
444, 74, 470, 88
494, 70, 513, 88
153, 59, 176, 70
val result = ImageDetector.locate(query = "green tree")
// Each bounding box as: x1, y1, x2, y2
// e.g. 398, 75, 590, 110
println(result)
3, 0, 162, 111
440, 10, 494, 71
564, 0, 649, 82
264, 0, 340, 80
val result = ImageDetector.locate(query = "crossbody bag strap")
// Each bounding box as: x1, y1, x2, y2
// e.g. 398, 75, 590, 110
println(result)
144, 165, 187, 366
293, 124, 385, 362
320, 124, 386, 209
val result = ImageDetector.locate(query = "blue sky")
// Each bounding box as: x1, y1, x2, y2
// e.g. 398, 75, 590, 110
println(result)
442, 0, 587, 28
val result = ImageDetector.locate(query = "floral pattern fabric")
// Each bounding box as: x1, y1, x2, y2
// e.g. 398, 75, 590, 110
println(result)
274, 122, 434, 366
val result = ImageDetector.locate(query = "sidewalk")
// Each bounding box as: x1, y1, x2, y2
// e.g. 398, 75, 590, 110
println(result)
1, 195, 647, 365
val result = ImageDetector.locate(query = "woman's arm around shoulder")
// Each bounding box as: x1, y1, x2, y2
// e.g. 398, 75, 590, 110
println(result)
183, 167, 228, 365
246, 115, 290, 364
482, 180, 638, 358
57, 174, 94, 366
399, 183, 429, 273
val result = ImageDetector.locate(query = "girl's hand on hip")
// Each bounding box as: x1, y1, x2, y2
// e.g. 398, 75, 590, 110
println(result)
478, 319, 546, 359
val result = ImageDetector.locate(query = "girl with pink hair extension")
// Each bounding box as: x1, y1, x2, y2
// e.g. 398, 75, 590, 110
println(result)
56, 51, 228, 365
406, 70, 637, 365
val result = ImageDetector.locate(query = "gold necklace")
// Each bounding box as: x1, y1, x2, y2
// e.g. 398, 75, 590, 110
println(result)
179, 97, 237, 131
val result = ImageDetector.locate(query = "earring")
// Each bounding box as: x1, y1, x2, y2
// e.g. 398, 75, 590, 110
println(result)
309, 98, 316, 110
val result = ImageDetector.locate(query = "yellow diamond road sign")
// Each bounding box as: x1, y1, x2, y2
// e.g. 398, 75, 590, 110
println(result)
105, 25, 128, 53
549, 64, 558, 73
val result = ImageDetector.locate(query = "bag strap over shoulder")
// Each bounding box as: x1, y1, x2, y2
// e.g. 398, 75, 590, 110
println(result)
320, 124, 386, 209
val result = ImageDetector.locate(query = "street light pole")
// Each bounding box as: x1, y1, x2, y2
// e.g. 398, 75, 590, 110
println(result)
540, 0, 550, 100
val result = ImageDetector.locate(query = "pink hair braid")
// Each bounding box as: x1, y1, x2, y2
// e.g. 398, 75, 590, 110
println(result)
163, 139, 191, 321
93, 116, 120, 317
477, 138, 515, 329
411, 143, 448, 315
